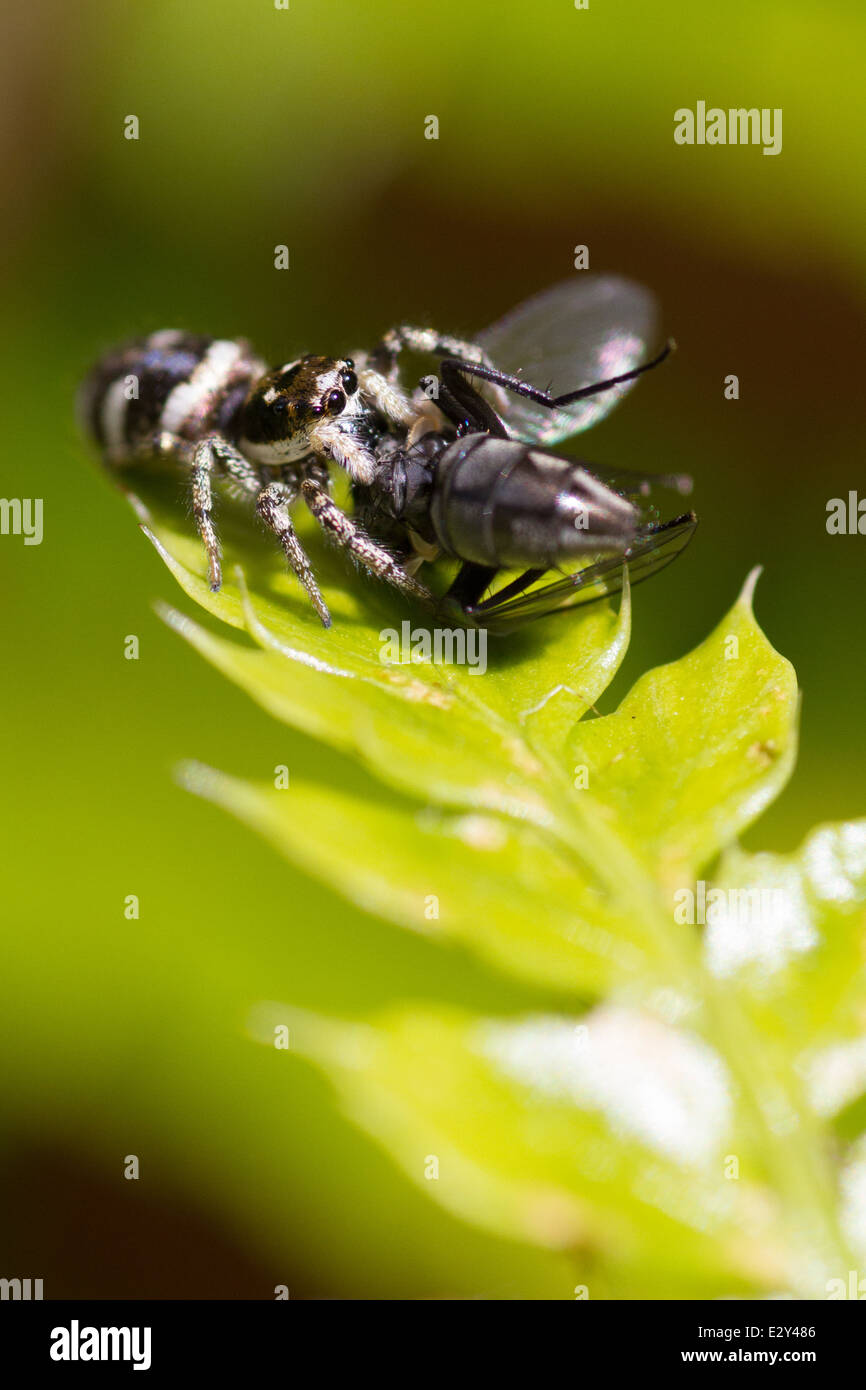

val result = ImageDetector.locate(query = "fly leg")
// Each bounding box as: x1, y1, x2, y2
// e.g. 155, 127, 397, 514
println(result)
434, 340, 675, 415
441, 562, 499, 614
434, 361, 511, 437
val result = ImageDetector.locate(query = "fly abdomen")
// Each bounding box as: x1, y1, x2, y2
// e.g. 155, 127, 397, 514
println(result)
79, 331, 266, 461
428, 433, 641, 568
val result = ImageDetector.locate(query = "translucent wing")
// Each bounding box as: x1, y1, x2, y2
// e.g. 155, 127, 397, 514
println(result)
569, 460, 693, 501
466, 513, 697, 634
477, 275, 659, 446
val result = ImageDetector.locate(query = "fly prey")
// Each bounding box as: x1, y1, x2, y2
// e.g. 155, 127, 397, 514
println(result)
79, 277, 696, 630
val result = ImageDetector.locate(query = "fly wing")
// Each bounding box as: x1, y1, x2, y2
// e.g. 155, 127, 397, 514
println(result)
571, 460, 693, 500
468, 512, 697, 633
477, 275, 659, 445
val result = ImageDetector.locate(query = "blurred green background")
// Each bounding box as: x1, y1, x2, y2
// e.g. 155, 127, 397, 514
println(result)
1, 0, 864, 1297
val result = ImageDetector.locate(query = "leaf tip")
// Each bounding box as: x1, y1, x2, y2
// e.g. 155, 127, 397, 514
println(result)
140, 522, 168, 562
153, 598, 194, 639
126, 491, 152, 524
174, 757, 222, 800
737, 565, 764, 615
232, 564, 263, 639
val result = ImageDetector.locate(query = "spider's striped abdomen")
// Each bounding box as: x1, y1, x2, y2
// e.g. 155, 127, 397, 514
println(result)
80, 331, 267, 461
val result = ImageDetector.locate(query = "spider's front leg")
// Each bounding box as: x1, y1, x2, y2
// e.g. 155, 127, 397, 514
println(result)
365, 325, 509, 420
301, 480, 436, 611
153, 431, 329, 624
256, 478, 332, 627
186, 434, 262, 592
369, 325, 498, 378
129, 429, 257, 592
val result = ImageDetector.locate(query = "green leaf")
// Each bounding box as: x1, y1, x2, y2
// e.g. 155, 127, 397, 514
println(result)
178, 759, 655, 997
244, 999, 793, 1298
709, 822, 866, 1040
127, 480, 864, 1296
566, 568, 799, 886
143, 499, 630, 827
706, 822, 866, 1127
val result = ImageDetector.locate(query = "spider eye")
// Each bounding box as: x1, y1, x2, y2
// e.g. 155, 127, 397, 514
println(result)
341, 369, 358, 395
326, 388, 345, 415
344, 358, 354, 369
270, 395, 288, 413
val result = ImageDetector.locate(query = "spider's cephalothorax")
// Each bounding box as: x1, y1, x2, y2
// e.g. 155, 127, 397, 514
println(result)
81, 278, 697, 632
235, 355, 382, 479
